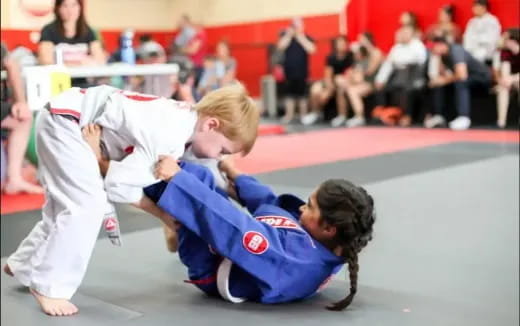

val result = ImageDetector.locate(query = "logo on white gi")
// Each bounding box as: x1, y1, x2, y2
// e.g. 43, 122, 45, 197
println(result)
256, 216, 299, 229
104, 217, 117, 232
243, 231, 269, 255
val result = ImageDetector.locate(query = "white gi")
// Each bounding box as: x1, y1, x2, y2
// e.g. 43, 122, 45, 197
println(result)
6, 85, 197, 299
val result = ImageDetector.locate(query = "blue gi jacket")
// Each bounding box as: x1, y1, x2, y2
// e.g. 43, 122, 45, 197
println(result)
144, 162, 344, 304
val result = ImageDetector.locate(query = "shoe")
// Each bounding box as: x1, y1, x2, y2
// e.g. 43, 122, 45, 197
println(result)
301, 112, 320, 125
345, 116, 366, 128
424, 115, 446, 128
449, 116, 471, 131
330, 115, 347, 127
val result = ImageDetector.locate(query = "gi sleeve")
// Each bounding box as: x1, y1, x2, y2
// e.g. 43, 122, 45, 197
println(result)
105, 145, 160, 203
157, 170, 288, 285
233, 174, 277, 214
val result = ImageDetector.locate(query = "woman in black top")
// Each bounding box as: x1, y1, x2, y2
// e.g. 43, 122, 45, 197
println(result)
302, 36, 354, 127
38, 0, 105, 68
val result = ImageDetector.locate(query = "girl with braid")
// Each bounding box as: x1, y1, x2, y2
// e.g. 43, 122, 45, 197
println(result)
142, 156, 376, 310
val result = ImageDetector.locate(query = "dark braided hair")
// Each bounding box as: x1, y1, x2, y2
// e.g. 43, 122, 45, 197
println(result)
315, 179, 375, 311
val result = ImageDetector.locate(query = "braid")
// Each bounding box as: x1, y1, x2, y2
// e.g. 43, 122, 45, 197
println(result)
327, 253, 358, 311
316, 179, 375, 312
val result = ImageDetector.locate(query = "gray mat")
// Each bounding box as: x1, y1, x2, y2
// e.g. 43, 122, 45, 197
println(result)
2, 155, 518, 325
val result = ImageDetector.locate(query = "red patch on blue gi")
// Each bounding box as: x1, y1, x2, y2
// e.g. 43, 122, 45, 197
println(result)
243, 231, 269, 255
256, 216, 299, 229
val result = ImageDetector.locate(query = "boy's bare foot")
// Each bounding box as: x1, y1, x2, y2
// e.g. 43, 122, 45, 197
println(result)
3, 264, 14, 276
30, 288, 78, 316
81, 124, 103, 161
3, 180, 44, 195
162, 223, 178, 252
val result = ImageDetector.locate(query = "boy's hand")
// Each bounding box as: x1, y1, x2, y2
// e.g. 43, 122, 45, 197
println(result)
11, 101, 31, 121
155, 155, 181, 181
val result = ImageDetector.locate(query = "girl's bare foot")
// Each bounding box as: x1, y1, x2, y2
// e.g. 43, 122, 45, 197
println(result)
30, 288, 78, 317
81, 124, 103, 161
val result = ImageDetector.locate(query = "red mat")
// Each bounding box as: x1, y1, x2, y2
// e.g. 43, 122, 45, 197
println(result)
2, 127, 517, 215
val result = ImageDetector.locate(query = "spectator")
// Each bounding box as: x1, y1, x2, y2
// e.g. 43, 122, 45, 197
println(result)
38, 0, 105, 67
302, 36, 354, 126
336, 32, 384, 127
373, 26, 427, 126
136, 34, 167, 63
463, 0, 501, 64
197, 55, 224, 98
425, 36, 492, 130
1, 43, 44, 194
400, 11, 421, 38
173, 15, 207, 86
493, 28, 520, 128
426, 4, 462, 44
276, 17, 316, 124
215, 40, 237, 87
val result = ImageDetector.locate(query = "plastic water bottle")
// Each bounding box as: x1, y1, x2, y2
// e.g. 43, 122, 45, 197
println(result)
120, 30, 136, 65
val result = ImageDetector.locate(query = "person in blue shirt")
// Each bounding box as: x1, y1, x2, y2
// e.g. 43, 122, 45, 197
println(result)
145, 156, 376, 311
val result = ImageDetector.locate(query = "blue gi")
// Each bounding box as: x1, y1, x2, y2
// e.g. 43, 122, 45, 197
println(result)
144, 162, 344, 304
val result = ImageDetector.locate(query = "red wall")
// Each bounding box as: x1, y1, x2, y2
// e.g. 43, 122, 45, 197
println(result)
347, 0, 520, 52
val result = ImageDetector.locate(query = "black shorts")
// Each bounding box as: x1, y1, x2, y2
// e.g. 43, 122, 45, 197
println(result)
284, 78, 307, 98
1, 101, 11, 122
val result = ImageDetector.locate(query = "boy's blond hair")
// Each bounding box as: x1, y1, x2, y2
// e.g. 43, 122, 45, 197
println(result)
194, 83, 260, 155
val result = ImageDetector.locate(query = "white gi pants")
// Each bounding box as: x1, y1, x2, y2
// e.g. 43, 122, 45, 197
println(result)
6, 109, 108, 299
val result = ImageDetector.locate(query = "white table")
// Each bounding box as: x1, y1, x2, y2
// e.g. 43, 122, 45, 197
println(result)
22, 63, 179, 111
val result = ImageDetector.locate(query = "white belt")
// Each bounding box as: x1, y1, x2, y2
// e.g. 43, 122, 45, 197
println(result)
216, 258, 246, 303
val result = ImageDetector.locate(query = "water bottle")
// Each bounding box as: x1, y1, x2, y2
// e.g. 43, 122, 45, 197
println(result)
120, 29, 136, 65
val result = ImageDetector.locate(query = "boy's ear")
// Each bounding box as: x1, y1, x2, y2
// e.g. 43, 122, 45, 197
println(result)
206, 117, 220, 131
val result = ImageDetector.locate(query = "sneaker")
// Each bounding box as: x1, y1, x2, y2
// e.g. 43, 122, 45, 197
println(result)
301, 112, 320, 125
345, 116, 366, 128
424, 115, 446, 128
330, 115, 347, 127
449, 116, 471, 131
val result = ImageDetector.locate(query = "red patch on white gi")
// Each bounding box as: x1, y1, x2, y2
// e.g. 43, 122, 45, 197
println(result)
104, 218, 117, 232
119, 90, 159, 101
242, 231, 269, 255
256, 216, 299, 229
124, 146, 135, 154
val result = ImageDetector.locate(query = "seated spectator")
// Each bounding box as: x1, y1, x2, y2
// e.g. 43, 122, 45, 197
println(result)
335, 32, 384, 127
276, 17, 316, 124
425, 36, 492, 130
136, 34, 167, 63
373, 26, 427, 126
400, 11, 422, 39
302, 35, 354, 126
493, 28, 520, 128
38, 0, 105, 67
463, 0, 501, 64
38, 0, 106, 88
215, 40, 237, 87
1, 43, 44, 194
426, 4, 462, 44
197, 56, 224, 98
173, 15, 207, 86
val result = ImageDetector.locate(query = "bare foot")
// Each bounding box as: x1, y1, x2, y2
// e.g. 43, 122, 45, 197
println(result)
30, 288, 78, 316
81, 124, 103, 161
3, 264, 13, 276
162, 223, 178, 253
3, 180, 44, 195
